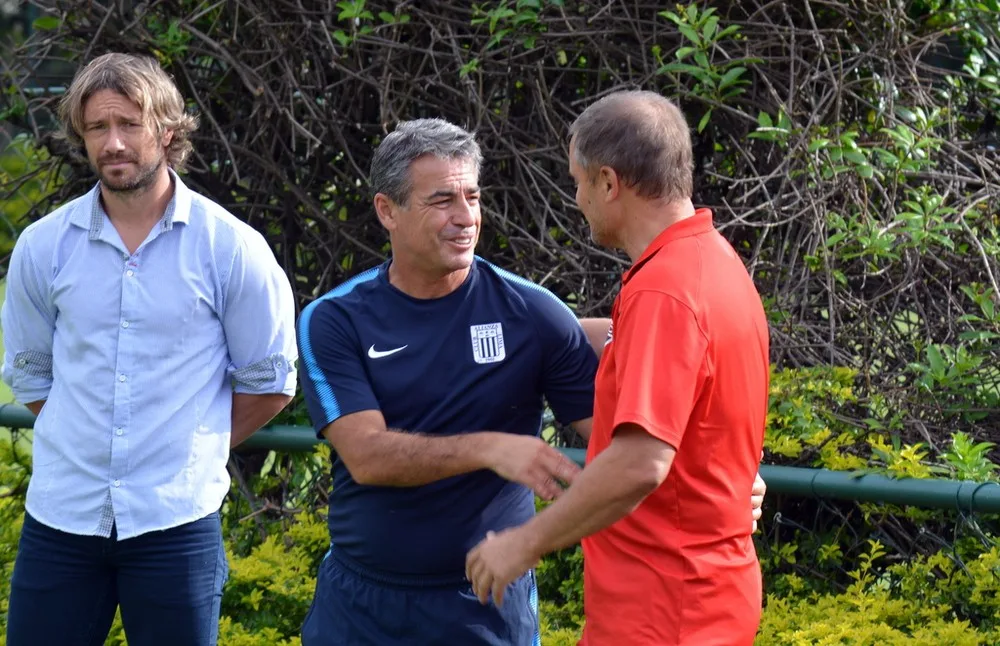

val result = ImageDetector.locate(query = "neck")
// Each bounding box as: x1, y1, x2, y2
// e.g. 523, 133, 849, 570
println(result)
619, 198, 696, 262
100, 166, 174, 225
387, 258, 471, 300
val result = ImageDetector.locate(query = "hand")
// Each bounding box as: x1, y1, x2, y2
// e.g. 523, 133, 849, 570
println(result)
487, 434, 581, 501
465, 528, 538, 607
751, 470, 766, 533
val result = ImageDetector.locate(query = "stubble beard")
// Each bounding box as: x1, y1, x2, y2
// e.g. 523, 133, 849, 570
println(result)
97, 154, 165, 196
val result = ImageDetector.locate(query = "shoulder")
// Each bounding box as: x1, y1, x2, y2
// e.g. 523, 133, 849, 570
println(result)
14, 189, 95, 261
627, 235, 708, 305
474, 258, 579, 325
185, 189, 268, 253
299, 265, 385, 335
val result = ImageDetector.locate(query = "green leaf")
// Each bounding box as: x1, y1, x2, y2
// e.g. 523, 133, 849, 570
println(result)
856, 164, 874, 179
677, 23, 702, 47
332, 30, 351, 46
657, 62, 713, 85
379, 11, 396, 22
32, 15, 62, 31
926, 345, 946, 376
675, 46, 696, 60
698, 109, 713, 133
716, 24, 741, 40
844, 150, 868, 165
758, 111, 773, 128
702, 16, 720, 42
718, 66, 747, 90
808, 138, 831, 152
658, 10, 683, 26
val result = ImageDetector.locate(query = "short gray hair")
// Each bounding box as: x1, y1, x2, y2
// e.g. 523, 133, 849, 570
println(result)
370, 118, 483, 205
569, 90, 693, 201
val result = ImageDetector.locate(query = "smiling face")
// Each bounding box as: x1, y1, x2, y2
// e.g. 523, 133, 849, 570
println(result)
81, 89, 172, 194
377, 154, 481, 282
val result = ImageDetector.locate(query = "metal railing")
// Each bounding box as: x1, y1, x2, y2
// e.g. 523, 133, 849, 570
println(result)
3, 403, 999, 513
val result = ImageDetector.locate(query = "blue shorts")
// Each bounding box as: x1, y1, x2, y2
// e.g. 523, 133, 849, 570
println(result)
301, 546, 540, 646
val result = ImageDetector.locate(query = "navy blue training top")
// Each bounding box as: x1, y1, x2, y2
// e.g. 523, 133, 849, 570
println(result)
298, 257, 598, 577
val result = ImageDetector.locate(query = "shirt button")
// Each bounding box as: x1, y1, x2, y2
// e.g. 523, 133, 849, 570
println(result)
113, 479, 121, 487
126, 270, 134, 277
115, 428, 124, 436
118, 375, 127, 382
121, 320, 130, 328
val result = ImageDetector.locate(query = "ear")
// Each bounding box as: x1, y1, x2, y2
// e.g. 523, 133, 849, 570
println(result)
597, 166, 621, 203
161, 129, 174, 147
373, 193, 399, 232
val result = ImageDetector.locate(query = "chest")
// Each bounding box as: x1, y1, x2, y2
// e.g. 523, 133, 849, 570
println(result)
357, 305, 544, 431
49, 234, 222, 350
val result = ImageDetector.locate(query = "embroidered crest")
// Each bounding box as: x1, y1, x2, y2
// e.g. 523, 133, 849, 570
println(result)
605, 321, 614, 346
470, 322, 506, 364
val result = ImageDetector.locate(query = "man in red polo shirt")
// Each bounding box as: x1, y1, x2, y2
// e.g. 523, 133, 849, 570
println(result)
466, 90, 769, 645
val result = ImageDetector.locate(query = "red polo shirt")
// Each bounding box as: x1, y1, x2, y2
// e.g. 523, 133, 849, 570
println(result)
580, 209, 770, 645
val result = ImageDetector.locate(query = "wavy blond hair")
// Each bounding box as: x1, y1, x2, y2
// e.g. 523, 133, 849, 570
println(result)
58, 52, 199, 171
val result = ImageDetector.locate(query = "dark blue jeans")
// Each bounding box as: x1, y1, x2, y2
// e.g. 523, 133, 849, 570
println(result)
6, 511, 228, 646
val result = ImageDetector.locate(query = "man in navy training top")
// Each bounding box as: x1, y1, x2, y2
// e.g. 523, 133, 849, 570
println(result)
297, 118, 766, 645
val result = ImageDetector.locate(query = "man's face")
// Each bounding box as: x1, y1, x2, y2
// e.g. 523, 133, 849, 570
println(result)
569, 138, 613, 247
81, 89, 171, 194
388, 155, 481, 277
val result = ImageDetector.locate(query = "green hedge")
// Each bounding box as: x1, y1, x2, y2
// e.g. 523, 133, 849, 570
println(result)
1, 365, 999, 644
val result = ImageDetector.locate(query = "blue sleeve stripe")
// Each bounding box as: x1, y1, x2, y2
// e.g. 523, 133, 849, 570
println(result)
481, 257, 582, 324
298, 267, 381, 425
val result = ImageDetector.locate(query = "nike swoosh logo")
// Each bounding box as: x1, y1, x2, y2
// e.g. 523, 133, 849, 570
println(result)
368, 344, 408, 359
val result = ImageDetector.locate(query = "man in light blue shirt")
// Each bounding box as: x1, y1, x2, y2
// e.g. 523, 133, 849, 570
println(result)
1, 52, 297, 646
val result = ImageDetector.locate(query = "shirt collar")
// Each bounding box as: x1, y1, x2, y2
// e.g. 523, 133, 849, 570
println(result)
622, 208, 716, 285
69, 167, 193, 239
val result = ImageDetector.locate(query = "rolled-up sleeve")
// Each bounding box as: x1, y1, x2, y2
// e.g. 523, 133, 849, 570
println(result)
222, 230, 297, 396
2, 234, 56, 403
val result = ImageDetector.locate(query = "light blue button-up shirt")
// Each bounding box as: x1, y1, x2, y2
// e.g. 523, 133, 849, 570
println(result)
1, 171, 297, 539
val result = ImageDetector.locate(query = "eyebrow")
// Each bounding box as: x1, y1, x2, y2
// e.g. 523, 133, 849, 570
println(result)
83, 114, 141, 125
426, 187, 481, 201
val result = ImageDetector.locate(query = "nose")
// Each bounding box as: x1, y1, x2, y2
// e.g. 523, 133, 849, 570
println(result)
451, 197, 477, 228
103, 127, 126, 154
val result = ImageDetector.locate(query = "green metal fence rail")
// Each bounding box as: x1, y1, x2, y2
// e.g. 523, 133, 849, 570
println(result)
3, 404, 1000, 513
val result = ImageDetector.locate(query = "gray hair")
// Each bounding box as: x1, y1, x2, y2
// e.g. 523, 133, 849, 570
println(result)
370, 118, 483, 205
569, 90, 693, 201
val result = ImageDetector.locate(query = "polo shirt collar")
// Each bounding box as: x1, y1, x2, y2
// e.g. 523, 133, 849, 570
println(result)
69, 167, 193, 239
622, 208, 715, 285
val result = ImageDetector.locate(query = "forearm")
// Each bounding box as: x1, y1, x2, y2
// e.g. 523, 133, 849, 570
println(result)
579, 317, 611, 358
230, 393, 293, 447
520, 434, 669, 556
341, 430, 501, 487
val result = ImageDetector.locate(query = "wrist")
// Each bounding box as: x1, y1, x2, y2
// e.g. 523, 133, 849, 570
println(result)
473, 431, 504, 473
516, 520, 548, 562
